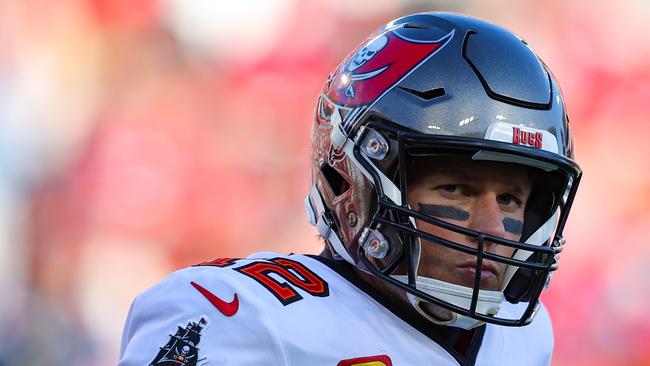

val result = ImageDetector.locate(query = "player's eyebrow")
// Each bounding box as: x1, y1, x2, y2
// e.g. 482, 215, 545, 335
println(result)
430, 167, 475, 182
419, 204, 469, 221
433, 167, 528, 195
502, 218, 523, 235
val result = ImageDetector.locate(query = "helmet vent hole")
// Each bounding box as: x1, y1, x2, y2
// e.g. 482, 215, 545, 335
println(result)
403, 22, 432, 30
398, 86, 446, 101
321, 164, 350, 197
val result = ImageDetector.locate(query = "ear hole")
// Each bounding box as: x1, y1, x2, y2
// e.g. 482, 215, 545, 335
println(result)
321, 164, 350, 196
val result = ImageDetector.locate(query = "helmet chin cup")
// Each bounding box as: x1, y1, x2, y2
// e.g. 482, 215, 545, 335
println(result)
411, 298, 485, 330
393, 275, 504, 330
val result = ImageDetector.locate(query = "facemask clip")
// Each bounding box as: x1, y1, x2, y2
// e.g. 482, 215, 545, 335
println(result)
359, 227, 390, 259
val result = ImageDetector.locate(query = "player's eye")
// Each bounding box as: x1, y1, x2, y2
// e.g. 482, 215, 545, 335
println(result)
440, 184, 457, 193
497, 193, 522, 208
436, 184, 470, 198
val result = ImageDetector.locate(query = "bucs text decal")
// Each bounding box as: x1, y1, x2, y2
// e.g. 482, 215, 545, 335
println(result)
327, 29, 454, 108
235, 258, 329, 305
512, 127, 543, 149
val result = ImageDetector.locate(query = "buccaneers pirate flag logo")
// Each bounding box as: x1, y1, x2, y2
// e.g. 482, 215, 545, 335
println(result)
149, 317, 209, 366
323, 24, 454, 129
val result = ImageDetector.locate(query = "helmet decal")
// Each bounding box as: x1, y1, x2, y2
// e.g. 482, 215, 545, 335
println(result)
484, 122, 560, 154
326, 28, 454, 130
513, 127, 543, 149
346, 34, 389, 73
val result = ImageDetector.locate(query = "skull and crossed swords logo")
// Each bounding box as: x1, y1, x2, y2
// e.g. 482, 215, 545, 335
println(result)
343, 34, 389, 97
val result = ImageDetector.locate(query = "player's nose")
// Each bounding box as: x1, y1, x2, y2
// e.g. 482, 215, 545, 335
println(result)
467, 193, 507, 241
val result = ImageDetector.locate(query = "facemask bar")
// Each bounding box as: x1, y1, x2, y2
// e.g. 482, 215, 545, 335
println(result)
353, 120, 582, 326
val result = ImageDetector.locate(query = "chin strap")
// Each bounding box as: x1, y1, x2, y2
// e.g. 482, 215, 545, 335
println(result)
396, 224, 503, 330
393, 275, 504, 330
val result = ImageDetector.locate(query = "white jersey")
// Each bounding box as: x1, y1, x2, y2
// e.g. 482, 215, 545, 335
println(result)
119, 252, 553, 366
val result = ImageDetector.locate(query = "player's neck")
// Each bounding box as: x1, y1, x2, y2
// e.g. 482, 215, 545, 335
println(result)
317, 249, 481, 359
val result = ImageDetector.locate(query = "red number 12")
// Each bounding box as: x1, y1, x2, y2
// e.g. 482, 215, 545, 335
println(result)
236, 258, 329, 305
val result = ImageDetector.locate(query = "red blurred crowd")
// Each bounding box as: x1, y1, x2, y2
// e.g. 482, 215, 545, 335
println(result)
0, 1, 648, 365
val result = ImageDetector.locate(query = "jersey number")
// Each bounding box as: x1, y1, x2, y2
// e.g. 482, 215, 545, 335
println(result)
235, 258, 329, 305
194, 257, 239, 268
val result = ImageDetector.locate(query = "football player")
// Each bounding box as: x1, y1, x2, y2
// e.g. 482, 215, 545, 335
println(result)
119, 12, 581, 366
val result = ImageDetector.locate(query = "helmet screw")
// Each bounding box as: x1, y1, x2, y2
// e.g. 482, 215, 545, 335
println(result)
359, 227, 390, 259
369, 238, 381, 252
369, 139, 381, 153
346, 211, 358, 227
366, 236, 389, 259
360, 128, 389, 160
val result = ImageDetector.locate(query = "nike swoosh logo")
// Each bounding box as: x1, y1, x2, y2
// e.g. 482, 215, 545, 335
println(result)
191, 281, 239, 317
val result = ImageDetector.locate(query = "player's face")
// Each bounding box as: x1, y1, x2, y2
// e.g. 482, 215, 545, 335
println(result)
407, 157, 531, 291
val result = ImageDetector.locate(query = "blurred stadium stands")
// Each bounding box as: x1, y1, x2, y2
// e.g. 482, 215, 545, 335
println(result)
0, 0, 649, 365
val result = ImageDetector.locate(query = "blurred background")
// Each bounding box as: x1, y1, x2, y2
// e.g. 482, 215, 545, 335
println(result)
0, 0, 648, 365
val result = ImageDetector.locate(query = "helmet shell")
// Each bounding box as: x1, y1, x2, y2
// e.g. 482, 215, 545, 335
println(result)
311, 12, 575, 261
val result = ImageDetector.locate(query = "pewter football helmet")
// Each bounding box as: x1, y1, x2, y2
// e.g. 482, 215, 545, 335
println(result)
305, 12, 581, 327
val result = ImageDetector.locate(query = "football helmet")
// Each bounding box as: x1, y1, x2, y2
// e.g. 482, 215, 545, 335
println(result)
305, 12, 581, 328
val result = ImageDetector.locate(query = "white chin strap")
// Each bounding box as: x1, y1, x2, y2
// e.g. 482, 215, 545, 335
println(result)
393, 275, 504, 330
